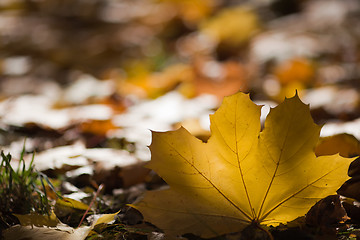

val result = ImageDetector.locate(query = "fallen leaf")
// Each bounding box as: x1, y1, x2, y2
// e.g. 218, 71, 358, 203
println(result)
4, 211, 120, 240
274, 58, 315, 85
14, 211, 60, 227
56, 198, 90, 211
2, 224, 92, 240
132, 92, 352, 238
315, 133, 360, 158
55, 197, 90, 218
80, 119, 117, 136
94, 210, 120, 225
161, 0, 215, 25
201, 7, 261, 48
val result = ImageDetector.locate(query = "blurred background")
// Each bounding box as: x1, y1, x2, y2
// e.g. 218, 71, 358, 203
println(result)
0, 0, 360, 159
1, 1, 360, 237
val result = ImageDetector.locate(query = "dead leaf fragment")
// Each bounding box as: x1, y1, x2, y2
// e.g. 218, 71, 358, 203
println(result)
133, 92, 352, 238
305, 195, 349, 228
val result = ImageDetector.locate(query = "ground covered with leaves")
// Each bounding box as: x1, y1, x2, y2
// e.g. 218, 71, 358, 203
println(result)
1, 0, 360, 239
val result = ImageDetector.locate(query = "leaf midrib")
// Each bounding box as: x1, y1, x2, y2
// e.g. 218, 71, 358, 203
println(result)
257, 110, 293, 220
234, 97, 256, 219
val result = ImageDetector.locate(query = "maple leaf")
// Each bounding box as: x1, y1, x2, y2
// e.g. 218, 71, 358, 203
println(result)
132, 92, 352, 238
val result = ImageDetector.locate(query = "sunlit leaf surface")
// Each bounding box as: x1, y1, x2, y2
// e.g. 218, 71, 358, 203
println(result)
133, 92, 352, 238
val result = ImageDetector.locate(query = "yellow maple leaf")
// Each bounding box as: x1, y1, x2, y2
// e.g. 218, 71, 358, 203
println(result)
132, 92, 352, 238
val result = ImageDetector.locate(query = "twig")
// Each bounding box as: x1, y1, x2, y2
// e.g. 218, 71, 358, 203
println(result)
77, 184, 104, 228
